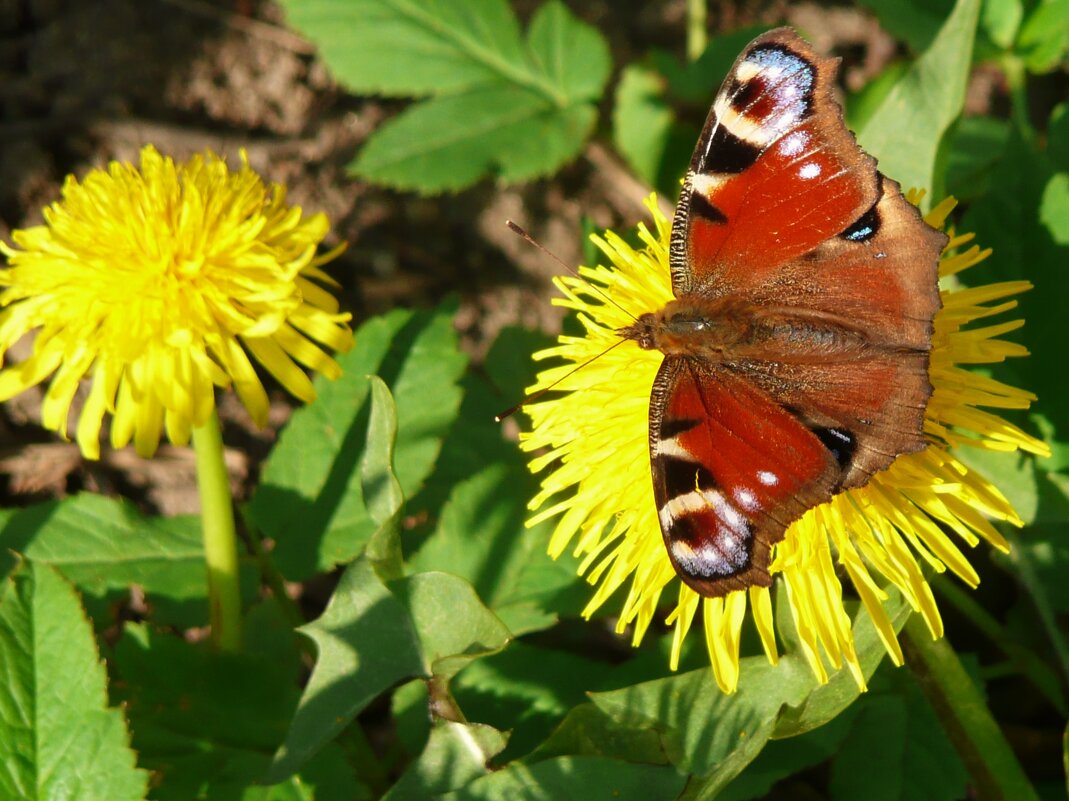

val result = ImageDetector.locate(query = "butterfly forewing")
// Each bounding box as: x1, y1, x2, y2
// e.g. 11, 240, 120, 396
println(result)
670, 29, 882, 297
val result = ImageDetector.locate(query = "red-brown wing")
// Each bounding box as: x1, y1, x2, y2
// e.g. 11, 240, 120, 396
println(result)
743, 176, 946, 351
669, 28, 879, 297
649, 356, 839, 597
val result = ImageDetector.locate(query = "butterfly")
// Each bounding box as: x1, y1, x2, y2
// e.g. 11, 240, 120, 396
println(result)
619, 28, 947, 597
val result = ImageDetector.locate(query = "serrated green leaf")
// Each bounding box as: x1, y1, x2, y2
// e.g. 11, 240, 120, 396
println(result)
249, 302, 466, 581
267, 558, 424, 782
383, 721, 508, 801
1018, 0, 1069, 72
858, 0, 980, 205
282, 0, 609, 193
393, 572, 511, 679
437, 756, 685, 801
112, 602, 305, 800
0, 561, 147, 801
353, 85, 597, 193
280, 0, 529, 97
0, 494, 211, 628
526, 0, 610, 100
829, 676, 967, 801
410, 464, 580, 636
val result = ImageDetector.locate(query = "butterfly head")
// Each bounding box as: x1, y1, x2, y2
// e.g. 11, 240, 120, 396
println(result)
618, 313, 658, 350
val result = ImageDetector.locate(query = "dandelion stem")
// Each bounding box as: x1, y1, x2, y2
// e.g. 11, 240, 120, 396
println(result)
193, 410, 243, 652
902, 614, 1039, 801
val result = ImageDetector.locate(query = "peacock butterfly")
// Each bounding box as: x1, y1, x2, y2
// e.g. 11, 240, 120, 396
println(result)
618, 28, 947, 597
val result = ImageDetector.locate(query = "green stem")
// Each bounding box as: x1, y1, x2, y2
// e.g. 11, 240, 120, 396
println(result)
1001, 54, 1036, 144
933, 576, 1066, 713
902, 614, 1039, 801
686, 0, 707, 62
193, 410, 242, 652
243, 518, 305, 630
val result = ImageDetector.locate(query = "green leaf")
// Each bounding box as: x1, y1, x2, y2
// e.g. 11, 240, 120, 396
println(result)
1018, 0, 1069, 72
410, 464, 581, 636
0, 494, 210, 628
282, 0, 531, 97
981, 0, 1023, 48
115, 602, 368, 801
267, 558, 424, 782
845, 60, 911, 133
437, 756, 685, 801
1048, 103, 1069, 170
613, 65, 673, 187
945, 115, 1012, 200
450, 641, 610, 757
717, 708, 856, 801
249, 302, 466, 581
774, 586, 913, 737
409, 328, 587, 636
526, 0, 610, 100
959, 122, 1069, 447
363, 376, 404, 580
858, 0, 981, 204
1040, 172, 1069, 244
393, 572, 511, 679
586, 589, 910, 797
0, 561, 147, 801
354, 85, 597, 192
856, 0, 955, 51
591, 659, 811, 793
829, 674, 967, 801
281, 0, 610, 193
531, 703, 670, 766
250, 745, 369, 801
382, 721, 508, 801
112, 602, 300, 796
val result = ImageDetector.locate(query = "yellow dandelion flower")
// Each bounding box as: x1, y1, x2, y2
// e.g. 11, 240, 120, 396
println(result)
521, 195, 1049, 693
0, 145, 353, 459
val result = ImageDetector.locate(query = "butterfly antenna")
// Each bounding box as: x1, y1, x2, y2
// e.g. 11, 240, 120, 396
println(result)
505, 220, 637, 322
495, 338, 628, 422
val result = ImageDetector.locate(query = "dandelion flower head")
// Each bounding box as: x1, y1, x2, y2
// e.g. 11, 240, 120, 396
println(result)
521, 195, 1049, 692
0, 145, 353, 458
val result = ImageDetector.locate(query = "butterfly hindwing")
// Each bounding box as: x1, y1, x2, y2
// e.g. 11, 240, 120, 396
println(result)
650, 356, 840, 595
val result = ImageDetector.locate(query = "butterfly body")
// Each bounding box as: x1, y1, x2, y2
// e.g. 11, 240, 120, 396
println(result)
626, 28, 947, 598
